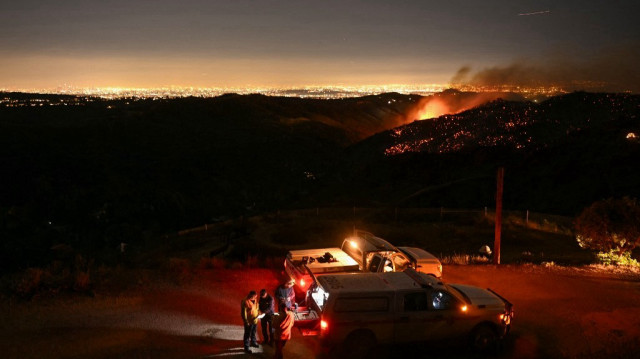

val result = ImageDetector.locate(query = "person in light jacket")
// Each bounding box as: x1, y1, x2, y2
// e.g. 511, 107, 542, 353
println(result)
241, 290, 260, 353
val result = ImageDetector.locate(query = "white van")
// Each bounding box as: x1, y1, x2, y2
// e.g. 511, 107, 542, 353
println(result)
294, 269, 513, 356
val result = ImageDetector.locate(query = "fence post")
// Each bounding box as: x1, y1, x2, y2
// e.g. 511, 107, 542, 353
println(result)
494, 167, 504, 265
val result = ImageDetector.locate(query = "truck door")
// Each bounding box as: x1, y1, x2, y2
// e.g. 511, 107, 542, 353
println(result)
369, 254, 395, 273
389, 252, 411, 272
424, 290, 469, 340
394, 290, 454, 343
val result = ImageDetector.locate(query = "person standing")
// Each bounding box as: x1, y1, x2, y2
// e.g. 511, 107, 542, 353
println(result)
241, 290, 260, 353
275, 279, 296, 309
272, 302, 295, 359
258, 288, 275, 345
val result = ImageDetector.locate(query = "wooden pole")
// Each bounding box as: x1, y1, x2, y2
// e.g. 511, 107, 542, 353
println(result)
494, 167, 504, 265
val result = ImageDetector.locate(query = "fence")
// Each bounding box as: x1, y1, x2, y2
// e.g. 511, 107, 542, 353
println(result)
177, 206, 574, 237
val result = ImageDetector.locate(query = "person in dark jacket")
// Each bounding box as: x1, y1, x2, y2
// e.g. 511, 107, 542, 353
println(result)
275, 279, 296, 309
258, 288, 275, 345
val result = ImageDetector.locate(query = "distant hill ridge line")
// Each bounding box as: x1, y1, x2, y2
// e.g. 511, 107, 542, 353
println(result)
366, 92, 640, 156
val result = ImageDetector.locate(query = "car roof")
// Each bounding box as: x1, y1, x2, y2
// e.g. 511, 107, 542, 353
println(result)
316, 270, 442, 294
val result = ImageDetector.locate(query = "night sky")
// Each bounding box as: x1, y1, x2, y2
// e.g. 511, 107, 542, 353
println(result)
1, 0, 639, 91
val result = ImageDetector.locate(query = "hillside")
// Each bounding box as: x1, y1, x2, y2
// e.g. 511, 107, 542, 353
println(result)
1, 91, 639, 271
0, 92, 416, 270
331, 92, 640, 213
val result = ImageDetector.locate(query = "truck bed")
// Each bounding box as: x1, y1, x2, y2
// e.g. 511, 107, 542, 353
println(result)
287, 247, 360, 274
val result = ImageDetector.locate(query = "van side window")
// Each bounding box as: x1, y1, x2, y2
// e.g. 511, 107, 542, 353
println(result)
334, 297, 389, 312
403, 292, 429, 311
431, 291, 455, 310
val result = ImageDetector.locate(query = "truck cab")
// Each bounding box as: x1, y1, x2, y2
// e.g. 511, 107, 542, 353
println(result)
341, 231, 442, 277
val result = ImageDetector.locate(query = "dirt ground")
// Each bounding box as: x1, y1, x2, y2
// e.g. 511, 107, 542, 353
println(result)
2, 265, 639, 359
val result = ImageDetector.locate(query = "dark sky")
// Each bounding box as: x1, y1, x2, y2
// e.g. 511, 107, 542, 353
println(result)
1, 0, 638, 90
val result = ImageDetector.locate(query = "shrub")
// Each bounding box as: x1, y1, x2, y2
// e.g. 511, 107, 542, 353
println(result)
596, 250, 640, 266
263, 256, 285, 269
74, 271, 91, 292
168, 258, 192, 282
15, 268, 45, 298
575, 197, 640, 255
73, 255, 93, 293
198, 256, 227, 269
245, 254, 259, 268
440, 253, 490, 265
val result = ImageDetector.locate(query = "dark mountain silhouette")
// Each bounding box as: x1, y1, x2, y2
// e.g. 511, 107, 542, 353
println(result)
1, 91, 638, 271
329, 92, 640, 213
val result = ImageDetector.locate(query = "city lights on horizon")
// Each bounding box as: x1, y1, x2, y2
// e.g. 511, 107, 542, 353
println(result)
0, 83, 574, 100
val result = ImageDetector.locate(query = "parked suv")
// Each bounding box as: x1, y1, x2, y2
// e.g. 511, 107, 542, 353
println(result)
294, 269, 513, 356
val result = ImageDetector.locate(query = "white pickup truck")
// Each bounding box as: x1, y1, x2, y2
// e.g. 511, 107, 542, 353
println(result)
284, 231, 442, 297
294, 269, 513, 356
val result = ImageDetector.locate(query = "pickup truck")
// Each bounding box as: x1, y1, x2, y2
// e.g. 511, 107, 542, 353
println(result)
294, 269, 513, 356
284, 231, 442, 296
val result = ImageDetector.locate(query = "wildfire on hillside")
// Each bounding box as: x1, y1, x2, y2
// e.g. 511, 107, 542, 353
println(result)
402, 91, 517, 124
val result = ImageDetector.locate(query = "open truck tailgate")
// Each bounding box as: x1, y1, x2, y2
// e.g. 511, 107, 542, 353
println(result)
293, 306, 320, 336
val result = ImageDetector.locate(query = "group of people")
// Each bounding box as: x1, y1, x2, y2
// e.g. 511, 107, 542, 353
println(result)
240, 279, 297, 358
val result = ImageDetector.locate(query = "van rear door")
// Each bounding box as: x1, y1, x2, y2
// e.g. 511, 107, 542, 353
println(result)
293, 274, 324, 336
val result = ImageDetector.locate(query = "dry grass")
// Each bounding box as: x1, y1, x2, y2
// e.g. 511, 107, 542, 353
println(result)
440, 254, 491, 265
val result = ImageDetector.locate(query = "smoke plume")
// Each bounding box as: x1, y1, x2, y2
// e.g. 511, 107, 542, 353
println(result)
454, 44, 640, 93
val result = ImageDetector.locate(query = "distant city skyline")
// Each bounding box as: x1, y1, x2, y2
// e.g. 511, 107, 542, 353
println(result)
2, 1, 639, 92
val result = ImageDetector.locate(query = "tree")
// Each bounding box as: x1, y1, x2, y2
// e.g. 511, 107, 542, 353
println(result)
575, 197, 640, 255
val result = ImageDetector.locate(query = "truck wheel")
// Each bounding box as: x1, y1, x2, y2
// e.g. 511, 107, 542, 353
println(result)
343, 330, 376, 359
470, 324, 498, 354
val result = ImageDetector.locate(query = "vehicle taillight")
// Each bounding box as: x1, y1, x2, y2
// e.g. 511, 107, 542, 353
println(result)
300, 278, 305, 287
320, 320, 328, 331
461, 305, 468, 312
499, 313, 511, 325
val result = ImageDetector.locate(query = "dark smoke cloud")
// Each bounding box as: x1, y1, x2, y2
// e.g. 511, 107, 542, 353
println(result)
450, 66, 471, 86
453, 44, 640, 93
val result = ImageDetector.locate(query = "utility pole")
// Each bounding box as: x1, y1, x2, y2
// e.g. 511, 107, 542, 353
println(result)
494, 167, 504, 265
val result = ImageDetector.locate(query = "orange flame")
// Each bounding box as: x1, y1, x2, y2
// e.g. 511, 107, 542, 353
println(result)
399, 91, 518, 127
416, 98, 450, 120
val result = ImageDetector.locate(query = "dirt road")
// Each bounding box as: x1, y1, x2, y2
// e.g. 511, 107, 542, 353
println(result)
2, 265, 639, 359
